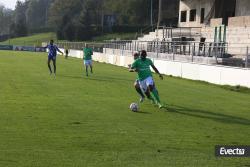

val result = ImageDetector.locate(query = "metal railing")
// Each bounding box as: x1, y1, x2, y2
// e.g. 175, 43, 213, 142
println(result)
56, 42, 104, 53
56, 40, 250, 68
144, 26, 202, 40
159, 26, 202, 39
103, 40, 227, 57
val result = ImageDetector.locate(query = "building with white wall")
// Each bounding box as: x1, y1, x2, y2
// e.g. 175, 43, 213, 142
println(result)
179, 0, 250, 27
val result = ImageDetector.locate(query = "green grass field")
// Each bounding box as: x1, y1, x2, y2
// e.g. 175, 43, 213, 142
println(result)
0, 33, 56, 46
0, 50, 250, 167
0, 32, 136, 47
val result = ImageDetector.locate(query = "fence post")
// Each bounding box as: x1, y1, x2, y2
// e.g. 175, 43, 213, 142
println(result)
132, 42, 134, 54
208, 43, 212, 57
188, 42, 191, 55
170, 28, 173, 38
193, 43, 196, 56
191, 43, 194, 62
203, 44, 206, 57
173, 42, 175, 61
156, 40, 159, 58
167, 42, 170, 54
215, 43, 218, 64
246, 46, 249, 68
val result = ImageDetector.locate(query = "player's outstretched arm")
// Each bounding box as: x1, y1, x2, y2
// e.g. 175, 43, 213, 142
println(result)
59, 50, 64, 56
56, 46, 64, 55
129, 69, 138, 72
128, 64, 134, 72
128, 65, 139, 72
151, 64, 163, 80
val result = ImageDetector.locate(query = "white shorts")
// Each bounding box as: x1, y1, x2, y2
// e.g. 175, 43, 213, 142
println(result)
84, 60, 92, 66
139, 76, 154, 92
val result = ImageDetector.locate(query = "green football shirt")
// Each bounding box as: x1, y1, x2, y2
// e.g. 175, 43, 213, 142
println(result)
83, 48, 93, 60
132, 58, 153, 81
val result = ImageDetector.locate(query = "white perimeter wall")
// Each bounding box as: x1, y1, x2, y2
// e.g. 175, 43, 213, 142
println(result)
60, 48, 250, 88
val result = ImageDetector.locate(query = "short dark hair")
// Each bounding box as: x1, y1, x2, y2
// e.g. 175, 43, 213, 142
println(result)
133, 52, 139, 57
141, 50, 147, 56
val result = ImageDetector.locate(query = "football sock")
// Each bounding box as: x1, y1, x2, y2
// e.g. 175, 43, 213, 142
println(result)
151, 88, 161, 104
147, 94, 157, 104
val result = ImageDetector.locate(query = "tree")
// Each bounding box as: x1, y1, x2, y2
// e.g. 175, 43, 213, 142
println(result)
0, 0, 179, 40
48, 0, 83, 28
76, 3, 94, 40
49, 0, 99, 41
13, 0, 28, 36
0, 5, 14, 35
25, 0, 53, 32
104, 0, 149, 25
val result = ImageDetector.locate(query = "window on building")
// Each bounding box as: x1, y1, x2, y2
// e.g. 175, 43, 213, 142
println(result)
189, 9, 196, 22
181, 11, 187, 22
200, 8, 205, 23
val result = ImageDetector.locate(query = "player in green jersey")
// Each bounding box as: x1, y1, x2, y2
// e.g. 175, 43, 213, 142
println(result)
130, 50, 164, 108
83, 44, 93, 76
129, 52, 145, 103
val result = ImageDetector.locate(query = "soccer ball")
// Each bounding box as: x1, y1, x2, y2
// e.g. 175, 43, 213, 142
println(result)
130, 103, 139, 112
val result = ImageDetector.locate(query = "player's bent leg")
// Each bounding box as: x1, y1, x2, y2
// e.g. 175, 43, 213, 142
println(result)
85, 65, 89, 76
145, 88, 156, 104
90, 65, 93, 74
149, 85, 164, 109
140, 78, 156, 104
48, 59, 52, 74
90, 61, 93, 73
134, 81, 145, 103
84, 60, 89, 76
145, 77, 163, 108
149, 85, 160, 101
52, 59, 56, 74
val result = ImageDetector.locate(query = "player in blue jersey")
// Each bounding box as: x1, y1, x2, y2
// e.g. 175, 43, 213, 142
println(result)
45, 40, 63, 76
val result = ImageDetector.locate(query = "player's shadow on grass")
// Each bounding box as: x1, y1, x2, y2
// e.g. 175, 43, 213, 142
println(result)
87, 75, 134, 83
164, 105, 250, 126
58, 74, 133, 83
137, 111, 152, 114
58, 74, 108, 82
58, 75, 83, 79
